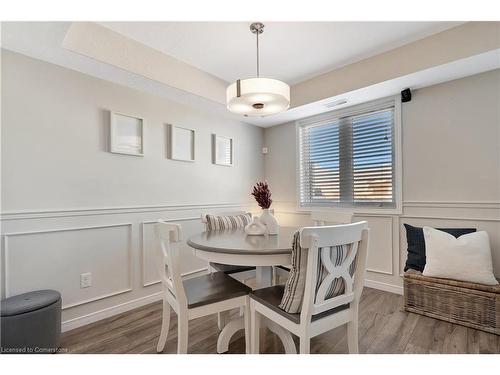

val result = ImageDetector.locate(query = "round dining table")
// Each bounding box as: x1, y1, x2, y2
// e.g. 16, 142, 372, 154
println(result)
187, 226, 298, 354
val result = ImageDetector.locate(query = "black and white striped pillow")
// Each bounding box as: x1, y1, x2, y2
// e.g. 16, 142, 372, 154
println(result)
279, 231, 357, 314
205, 213, 252, 231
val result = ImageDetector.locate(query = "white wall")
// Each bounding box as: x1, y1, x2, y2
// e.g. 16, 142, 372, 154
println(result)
1, 50, 263, 211
0, 50, 264, 330
2, 49, 499, 331
264, 69, 500, 294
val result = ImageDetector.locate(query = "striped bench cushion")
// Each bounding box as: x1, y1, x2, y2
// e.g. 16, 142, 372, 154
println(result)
205, 213, 252, 231
279, 231, 356, 314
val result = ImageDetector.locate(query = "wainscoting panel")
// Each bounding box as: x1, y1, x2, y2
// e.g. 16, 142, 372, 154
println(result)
141, 217, 208, 287
399, 216, 500, 277
273, 200, 500, 296
354, 215, 393, 275
2, 201, 497, 330
3, 224, 132, 308
1, 203, 253, 331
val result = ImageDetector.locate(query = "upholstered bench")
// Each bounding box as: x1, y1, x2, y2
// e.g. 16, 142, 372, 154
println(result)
1, 290, 62, 353
403, 269, 500, 335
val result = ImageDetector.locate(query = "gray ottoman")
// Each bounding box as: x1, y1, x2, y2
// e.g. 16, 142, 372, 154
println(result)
1, 290, 61, 354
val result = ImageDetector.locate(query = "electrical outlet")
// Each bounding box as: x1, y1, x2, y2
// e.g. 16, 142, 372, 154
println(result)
80, 272, 92, 288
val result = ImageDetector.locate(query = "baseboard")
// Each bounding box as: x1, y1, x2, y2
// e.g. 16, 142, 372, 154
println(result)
365, 279, 403, 295
61, 291, 163, 332
61, 267, 209, 333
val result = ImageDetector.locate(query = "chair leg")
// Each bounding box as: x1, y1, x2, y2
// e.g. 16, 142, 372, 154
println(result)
177, 314, 189, 354
347, 320, 359, 354
156, 298, 171, 353
347, 308, 359, 354
217, 311, 228, 330
250, 301, 260, 354
217, 312, 223, 330
244, 297, 251, 354
299, 335, 310, 354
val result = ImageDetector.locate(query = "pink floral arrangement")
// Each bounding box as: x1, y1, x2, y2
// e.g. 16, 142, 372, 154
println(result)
251, 181, 272, 209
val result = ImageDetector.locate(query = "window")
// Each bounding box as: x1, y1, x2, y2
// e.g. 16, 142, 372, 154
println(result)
298, 98, 399, 209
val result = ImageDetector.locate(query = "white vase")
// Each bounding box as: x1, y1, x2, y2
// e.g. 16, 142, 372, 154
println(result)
260, 208, 278, 235
244, 216, 267, 236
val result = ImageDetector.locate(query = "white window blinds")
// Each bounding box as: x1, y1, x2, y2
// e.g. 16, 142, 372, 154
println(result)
298, 99, 396, 208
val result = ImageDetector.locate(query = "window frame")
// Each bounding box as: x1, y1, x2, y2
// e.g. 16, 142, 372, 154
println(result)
295, 95, 402, 215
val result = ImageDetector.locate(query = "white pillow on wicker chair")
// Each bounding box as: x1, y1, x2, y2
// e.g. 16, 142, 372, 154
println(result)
422, 227, 498, 285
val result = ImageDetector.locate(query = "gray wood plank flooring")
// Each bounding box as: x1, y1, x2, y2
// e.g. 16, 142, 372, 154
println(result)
61, 287, 499, 354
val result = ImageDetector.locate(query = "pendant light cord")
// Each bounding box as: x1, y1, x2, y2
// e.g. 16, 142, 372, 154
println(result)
256, 30, 260, 77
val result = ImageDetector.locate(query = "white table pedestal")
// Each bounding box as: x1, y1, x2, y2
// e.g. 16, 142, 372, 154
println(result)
216, 265, 297, 354
188, 228, 298, 354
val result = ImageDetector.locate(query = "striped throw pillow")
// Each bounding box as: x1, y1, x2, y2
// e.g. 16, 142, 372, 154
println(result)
279, 231, 357, 314
205, 213, 252, 231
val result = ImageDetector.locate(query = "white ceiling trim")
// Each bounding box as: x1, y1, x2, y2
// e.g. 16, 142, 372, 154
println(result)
62, 22, 228, 105
250, 49, 500, 127
1, 22, 498, 129
98, 21, 463, 85
1, 22, 242, 123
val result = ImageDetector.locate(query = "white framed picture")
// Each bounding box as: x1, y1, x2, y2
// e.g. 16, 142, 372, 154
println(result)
168, 124, 195, 162
110, 111, 144, 156
212, 134, 233, 166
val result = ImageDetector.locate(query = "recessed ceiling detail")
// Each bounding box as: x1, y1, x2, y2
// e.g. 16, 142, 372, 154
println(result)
2, 21, 498, 128
63, 22, 227, 105
99, 21, 463, 85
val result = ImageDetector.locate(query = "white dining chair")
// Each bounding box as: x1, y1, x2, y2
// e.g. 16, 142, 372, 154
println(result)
250, 222, 369, 354
273, 211, 354, 285
201, 211, 257, 330
201, 211, 257, 283
155, 221, 251, 354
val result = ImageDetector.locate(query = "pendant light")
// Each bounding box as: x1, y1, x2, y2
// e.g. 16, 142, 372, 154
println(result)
226, 22, 290, 117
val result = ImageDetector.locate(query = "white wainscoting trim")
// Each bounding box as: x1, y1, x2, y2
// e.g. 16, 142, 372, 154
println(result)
2, 223, 133, 308
276, 210, 310, 216
274, 200, 500, 296
401, 214, 500, 222
61, 267, 208, 333
365, 279, 403, 295
274, 200, 500, 216
180, 267, 209, 279
366, 268, 393, 276
141, 216, 200, 287
276, 210, 500, 222
63, 288, 132, 310
403, 201, 500, 209
0, 202, 252, 221
364, 215, 394, 276
2, 222, 133, 237
393, 216, 402, 278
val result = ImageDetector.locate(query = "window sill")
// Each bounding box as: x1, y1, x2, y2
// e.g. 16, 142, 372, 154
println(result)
295, 205, 403, 216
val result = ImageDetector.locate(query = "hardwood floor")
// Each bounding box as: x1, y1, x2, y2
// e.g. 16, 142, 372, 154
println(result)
61, 287, 499, 354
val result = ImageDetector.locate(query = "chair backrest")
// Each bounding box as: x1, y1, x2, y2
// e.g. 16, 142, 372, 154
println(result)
155, 221, 188, 307
299, 222, 369, 323
200, 210, 247, 231
310, 211, 353, 226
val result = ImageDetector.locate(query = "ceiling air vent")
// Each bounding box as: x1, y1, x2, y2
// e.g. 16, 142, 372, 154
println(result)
324, 99, 348, 108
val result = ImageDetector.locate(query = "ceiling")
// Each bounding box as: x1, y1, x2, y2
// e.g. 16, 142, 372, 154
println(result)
99, 22, 463, 85
4, 21, 497, 128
